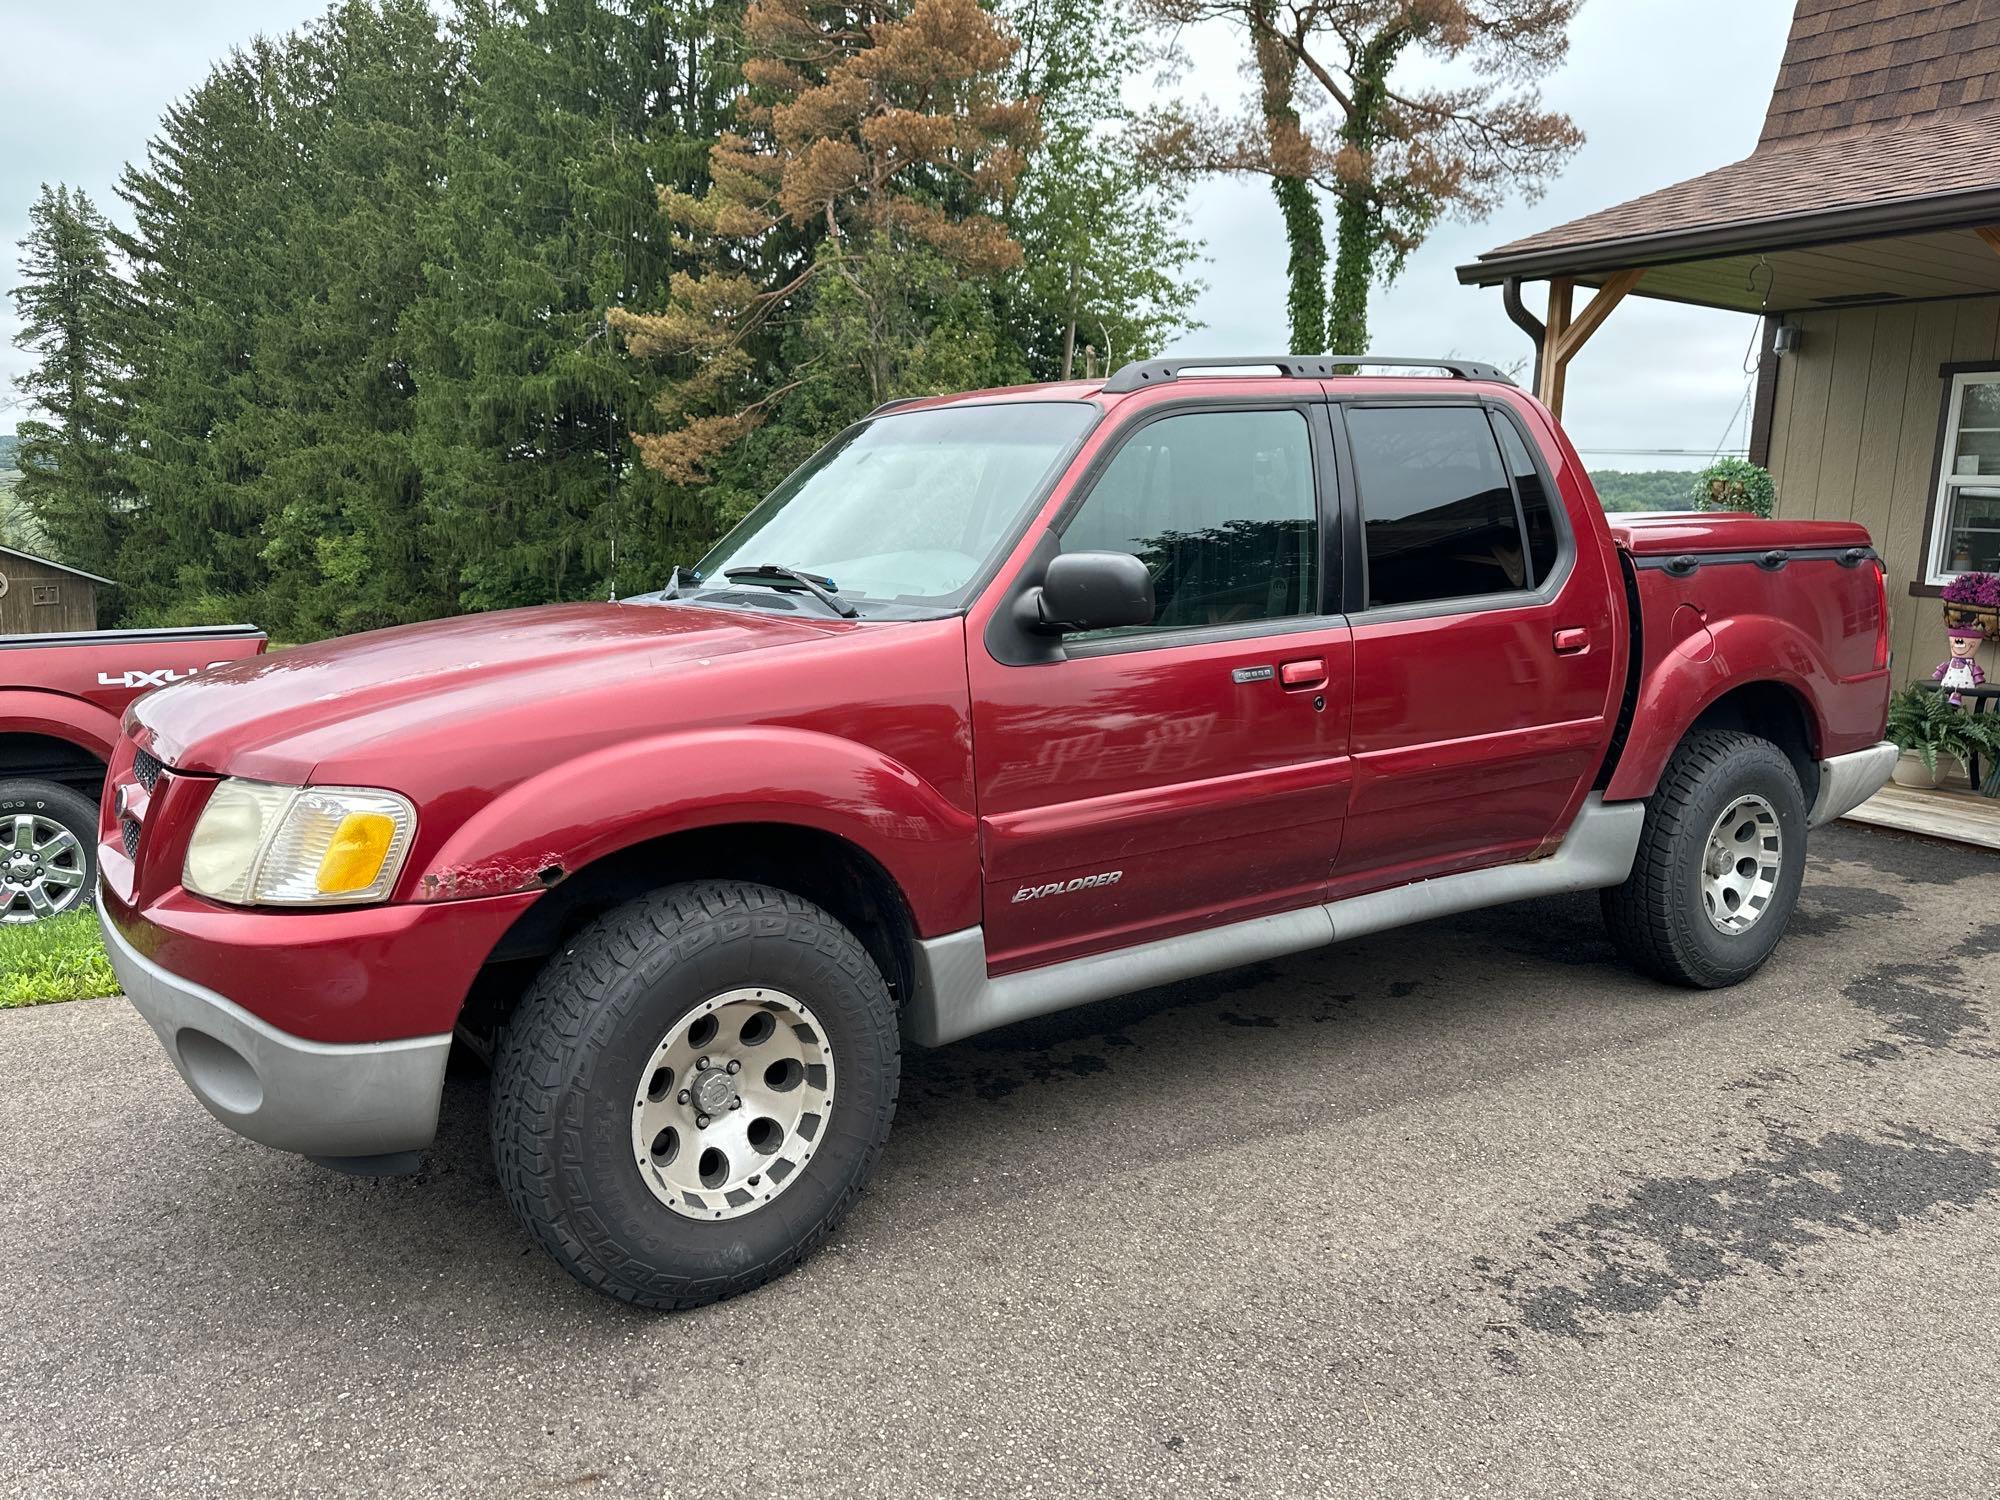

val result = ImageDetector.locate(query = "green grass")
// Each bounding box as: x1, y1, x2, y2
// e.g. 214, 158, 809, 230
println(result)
0, 911, 120, 1007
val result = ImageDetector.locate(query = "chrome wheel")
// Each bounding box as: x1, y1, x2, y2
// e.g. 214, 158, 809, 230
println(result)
630, 987, 836, 1221
1700, 794, 1781, 936
1, 813, 88, 924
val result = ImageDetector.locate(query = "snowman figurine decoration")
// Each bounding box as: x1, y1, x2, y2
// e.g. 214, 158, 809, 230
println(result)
1935, 623, 1987, 705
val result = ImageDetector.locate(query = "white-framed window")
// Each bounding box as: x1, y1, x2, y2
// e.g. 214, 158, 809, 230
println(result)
1928, 370, 2000, 584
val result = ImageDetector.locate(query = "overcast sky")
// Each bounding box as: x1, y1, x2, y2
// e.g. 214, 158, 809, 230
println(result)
1, 0, 1794, 468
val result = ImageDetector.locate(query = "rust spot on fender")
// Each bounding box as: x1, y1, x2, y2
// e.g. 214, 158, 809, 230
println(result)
419, 854, 567, 901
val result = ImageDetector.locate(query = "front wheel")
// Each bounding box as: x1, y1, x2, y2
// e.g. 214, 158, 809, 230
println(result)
1601, 730, 1807, 988
490, 881, 900, 1309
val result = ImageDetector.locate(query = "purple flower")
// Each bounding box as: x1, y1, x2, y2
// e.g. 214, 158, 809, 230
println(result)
1943, 571, 2000, 607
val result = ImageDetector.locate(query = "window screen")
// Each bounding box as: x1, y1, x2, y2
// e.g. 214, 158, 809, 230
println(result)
1347, 405, 1529, 608
1061, 409, 1318, 632
1492, 412, 1562, 586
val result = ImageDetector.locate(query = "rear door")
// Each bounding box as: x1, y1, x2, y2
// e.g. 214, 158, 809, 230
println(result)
1331, 398, 1618, 896
968, 398, 1354, 973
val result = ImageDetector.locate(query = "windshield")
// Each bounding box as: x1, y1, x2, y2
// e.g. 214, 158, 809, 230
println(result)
690, 401, 1098, 615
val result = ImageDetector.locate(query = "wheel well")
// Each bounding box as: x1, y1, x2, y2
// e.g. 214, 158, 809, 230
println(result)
457, 823, 921, 1053
0, 734, 106, 796
1688, 682, 1820, 806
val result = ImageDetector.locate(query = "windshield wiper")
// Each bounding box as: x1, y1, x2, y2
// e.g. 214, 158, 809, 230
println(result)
722, 564, 860, 619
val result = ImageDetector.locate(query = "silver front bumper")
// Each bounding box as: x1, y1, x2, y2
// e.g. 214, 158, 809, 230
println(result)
1808, 740, 1898, 828
102, 912, 451, 1162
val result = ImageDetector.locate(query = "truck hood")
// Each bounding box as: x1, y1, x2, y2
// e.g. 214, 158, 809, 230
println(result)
133, 601, 844, 780
1606, 510, 1874, 557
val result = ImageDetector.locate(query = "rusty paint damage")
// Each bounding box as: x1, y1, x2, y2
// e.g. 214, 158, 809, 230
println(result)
419, 853, 568, 901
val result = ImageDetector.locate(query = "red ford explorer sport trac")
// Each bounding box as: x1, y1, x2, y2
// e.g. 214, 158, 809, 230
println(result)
98, 356, 1896, 1309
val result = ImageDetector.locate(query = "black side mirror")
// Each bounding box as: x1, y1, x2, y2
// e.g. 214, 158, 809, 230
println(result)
1019, 550, 1155, 635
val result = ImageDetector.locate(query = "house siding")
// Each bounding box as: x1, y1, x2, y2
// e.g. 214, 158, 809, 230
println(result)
1767, 292, 2000, 691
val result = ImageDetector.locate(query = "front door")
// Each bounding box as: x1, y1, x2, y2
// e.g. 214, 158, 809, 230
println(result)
969, 402, 1354, 973
1332, 398, 1619, 896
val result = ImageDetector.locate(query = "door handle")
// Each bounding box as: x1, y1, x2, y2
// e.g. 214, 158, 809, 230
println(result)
1280, 657, 1328, 690
1552, 628, 1590, 655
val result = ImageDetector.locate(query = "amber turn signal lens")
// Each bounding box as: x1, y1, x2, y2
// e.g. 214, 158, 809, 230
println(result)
316, 812, 398, 895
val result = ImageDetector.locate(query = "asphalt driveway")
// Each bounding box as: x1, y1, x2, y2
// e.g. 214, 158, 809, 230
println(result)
3, 821, 1998, 1498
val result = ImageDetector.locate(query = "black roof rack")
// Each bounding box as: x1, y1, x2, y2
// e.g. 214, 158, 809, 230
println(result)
1099, 354, 1515, 395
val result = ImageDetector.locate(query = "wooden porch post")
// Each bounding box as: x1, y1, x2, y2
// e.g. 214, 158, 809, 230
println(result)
1537, 280, 1572, 413
1535, 269, 1645, 418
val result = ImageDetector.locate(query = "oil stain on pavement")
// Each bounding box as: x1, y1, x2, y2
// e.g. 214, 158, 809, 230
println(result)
1475, 834, 2000, 1373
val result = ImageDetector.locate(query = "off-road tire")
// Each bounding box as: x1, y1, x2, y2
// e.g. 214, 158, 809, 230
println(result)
490, 881, 900, 1310
1601, 730, 1807, 988
0, 778, 99, 923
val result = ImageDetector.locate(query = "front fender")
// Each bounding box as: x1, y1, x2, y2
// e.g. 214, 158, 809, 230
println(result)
0, 689, 121, 764
410, 726, 979, 934
1602, 612, 1833, 802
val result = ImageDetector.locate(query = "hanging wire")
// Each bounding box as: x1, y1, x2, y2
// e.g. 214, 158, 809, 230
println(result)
1711, 256, 1776, 462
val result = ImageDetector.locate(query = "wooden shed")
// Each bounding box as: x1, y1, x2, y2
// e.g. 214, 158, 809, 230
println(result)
0, 545, 112, 635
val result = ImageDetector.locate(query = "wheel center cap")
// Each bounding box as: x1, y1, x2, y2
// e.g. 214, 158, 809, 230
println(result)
5, 856, 35, 882
691, 1068, 734, 1116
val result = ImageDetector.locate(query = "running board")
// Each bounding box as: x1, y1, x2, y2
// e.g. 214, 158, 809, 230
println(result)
904, 795, 1646, 1047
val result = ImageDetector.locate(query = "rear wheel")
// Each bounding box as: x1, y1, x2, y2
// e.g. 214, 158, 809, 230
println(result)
1601, 730, 1807, 988
0, 779, 97, 924
490, 880, 900, 1309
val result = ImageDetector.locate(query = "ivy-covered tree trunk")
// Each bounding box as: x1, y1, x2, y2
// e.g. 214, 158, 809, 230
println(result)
1325, 31, 1405, 356
1252, 6, 1325, 355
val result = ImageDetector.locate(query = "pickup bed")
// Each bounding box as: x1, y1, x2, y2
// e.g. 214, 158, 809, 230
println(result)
1, 624, 265, 922
95, 355, 1894, 1309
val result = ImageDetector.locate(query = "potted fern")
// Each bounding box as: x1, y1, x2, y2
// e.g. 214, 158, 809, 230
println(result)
1887, 685, 2000, 793
1889, 686, 1958, 788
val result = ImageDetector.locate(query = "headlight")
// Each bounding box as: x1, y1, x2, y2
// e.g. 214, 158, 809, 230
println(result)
183, 779, 417, 907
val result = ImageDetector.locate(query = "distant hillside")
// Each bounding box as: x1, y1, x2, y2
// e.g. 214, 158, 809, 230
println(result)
1589, 470, 1694, 513
0, 434, 16, 469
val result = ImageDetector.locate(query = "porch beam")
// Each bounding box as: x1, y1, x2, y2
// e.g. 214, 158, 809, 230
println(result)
1536, 269, 1644, 417
1977, 225, 2000, 256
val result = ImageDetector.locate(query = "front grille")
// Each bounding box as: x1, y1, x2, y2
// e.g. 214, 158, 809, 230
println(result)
133, 749, 163, 792
121, 818, 143, 858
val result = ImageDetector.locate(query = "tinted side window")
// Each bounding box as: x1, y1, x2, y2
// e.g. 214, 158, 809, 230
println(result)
1346, 405, 1527, 608
1493, 411, 1562, 586
1061, 409, 1318, 632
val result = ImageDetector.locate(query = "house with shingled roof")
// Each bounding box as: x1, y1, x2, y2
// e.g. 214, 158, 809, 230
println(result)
1458, 0, 2000, 700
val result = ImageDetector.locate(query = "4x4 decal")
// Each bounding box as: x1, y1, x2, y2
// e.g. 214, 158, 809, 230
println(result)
97, 661, 237, 691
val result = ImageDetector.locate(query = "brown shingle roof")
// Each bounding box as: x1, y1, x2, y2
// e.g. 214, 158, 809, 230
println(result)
1461, 0, 2000, 283
1469, 108, 2000, 270
1764, 0, 2000, 146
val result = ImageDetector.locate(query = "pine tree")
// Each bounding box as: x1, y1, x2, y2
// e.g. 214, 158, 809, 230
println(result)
613, 0, 1040, 490
248, 0, 459, 636
112, 4, 455, 637
409, 0, 739, 612
111, 45, 287, 624
9, 185, 130, 577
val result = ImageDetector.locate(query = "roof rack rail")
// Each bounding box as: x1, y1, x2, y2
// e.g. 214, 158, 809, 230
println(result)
868, 394, 930, 416
1098, 354, 1515, 395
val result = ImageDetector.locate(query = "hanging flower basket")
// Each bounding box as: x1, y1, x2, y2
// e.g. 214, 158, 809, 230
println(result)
1942, 572, 2000, 641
